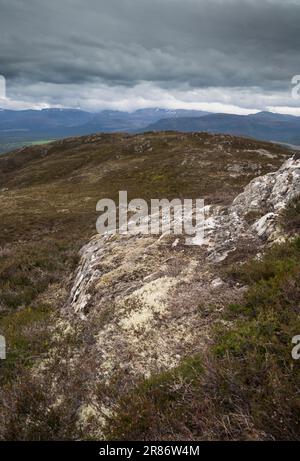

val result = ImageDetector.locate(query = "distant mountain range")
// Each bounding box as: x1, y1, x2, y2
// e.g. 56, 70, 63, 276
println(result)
143, 111, 300, 145
0, 108, 208, 152
0, 107, 300, 153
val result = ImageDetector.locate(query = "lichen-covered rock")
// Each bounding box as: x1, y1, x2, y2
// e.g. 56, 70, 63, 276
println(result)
63, 155, 300, 434
69, 154, 300, 324
201, 156, 300, 261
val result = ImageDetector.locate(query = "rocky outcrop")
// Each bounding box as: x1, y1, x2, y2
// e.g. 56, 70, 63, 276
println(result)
70, 155, 300, 315
200, 155, 300, 261
64, 155, 300, 433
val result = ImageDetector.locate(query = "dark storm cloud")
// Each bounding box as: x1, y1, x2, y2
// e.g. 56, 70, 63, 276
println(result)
1, 0, 300, 89
0, 0, 300, 113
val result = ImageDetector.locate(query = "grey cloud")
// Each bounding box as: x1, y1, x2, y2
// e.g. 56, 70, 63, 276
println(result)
0, 0, 300, 111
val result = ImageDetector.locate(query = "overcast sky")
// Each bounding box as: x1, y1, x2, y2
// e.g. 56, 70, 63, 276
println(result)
1, 0, 300, 114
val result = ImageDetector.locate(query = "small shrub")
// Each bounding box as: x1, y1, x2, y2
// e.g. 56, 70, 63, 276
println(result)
104, 356, 203, 441
214, 236, 300, 440
281, 195, 300, 234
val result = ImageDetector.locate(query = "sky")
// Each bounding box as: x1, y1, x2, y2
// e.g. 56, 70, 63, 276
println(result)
1, 0, 300, 114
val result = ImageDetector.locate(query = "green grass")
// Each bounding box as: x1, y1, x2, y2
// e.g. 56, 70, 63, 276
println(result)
0, 305, 52, 384
30, 140, 56, 146
213, 236, 300, 439
0, 240, 80, 310
0, 139, 56, 154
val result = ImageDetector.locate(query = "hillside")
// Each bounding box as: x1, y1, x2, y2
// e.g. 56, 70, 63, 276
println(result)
0, 132, 299, 440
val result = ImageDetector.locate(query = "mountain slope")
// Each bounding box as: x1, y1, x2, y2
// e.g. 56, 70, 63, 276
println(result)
144, 111, 300, 145
0, 132, 299, 440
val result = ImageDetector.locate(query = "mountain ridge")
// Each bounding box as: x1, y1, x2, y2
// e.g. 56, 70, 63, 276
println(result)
1, 108, 300, 153
0, 107, 208, 153
142, 111, 300, 145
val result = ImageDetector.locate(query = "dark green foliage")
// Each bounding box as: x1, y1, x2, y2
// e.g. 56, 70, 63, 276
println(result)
281, 195, 300, 234
214, 237, 300, 440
